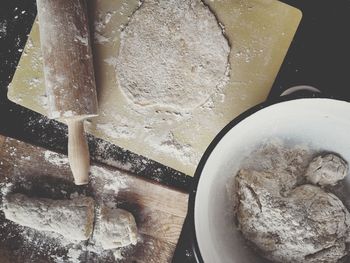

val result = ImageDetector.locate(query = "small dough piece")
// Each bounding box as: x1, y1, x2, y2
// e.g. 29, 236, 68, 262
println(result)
94, 205, 138, 249
116, 0, 230, 110
3, 193, 95, 241
234, 170, 350, 263
305, 153, 348, 186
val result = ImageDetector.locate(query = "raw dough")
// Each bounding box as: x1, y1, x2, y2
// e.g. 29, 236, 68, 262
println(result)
305, 153, 348, 186
116, 0, 230, 110
3, 193, 95, 241
3, 194, 139, 249
234, 169, 350, 263
241, 139, 311, 195
94, 205, 138, 249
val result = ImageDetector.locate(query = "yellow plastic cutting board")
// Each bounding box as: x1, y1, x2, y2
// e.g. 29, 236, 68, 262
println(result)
8, 0, 302, 176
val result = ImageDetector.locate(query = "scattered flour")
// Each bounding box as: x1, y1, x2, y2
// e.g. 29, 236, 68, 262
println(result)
97, 122, 136, 140
0, 20, 7, 39
147, 132, 195, 166
66, 248, 82, 263
0, 182, 13, 199
93, 5, 125, 45
92, 140, 133, 172
74, 35, 89, 46
94, 32, 110, 44
44, 151, 69, 167
28, 77, 42, 88
90, 166, 128, 197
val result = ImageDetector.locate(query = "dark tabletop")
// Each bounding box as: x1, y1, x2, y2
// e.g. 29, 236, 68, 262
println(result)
269, 0, 350, 100
1, 1, 350, 262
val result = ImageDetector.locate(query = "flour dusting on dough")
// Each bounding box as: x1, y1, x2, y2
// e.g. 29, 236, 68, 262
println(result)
116, 0, 230, 110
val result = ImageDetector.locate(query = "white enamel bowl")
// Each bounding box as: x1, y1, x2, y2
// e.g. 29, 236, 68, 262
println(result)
191, 98, 350, 263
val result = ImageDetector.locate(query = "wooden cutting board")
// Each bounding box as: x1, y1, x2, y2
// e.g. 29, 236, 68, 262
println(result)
0, 135, 188, 263
7, 0, 302, 176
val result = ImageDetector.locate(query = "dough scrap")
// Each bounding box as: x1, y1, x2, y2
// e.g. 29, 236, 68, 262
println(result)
234, 169, 350, 263
305, 153, 348, 186
116, 0, 230, 110
94, 205, 138, 249
3, 193, 95, 241
3, 194, 139, 249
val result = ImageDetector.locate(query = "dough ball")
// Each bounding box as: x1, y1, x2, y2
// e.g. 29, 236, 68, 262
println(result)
116, 0, 230, 110
305, 153, 348, 186
94, 205, 138, 249
234, 170, 350, 263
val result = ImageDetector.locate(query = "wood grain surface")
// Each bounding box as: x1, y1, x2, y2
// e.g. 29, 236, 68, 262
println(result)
0, 135, 188, 262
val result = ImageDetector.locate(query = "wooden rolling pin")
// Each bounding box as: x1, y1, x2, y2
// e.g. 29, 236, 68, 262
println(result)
36, 0, 98, 185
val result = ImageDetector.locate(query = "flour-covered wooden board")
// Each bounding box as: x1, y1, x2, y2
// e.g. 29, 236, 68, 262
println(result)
8, 0, 301, 176
0, 135, 188, 262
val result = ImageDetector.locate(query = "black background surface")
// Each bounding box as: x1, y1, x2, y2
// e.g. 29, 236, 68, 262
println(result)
269, 0, 350, 100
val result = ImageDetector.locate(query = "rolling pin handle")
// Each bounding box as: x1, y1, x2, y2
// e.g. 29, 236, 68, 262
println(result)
67, 119, 90, 185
